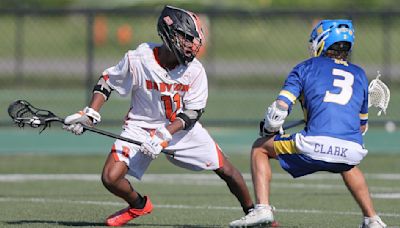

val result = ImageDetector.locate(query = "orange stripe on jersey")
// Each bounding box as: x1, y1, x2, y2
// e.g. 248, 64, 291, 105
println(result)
122, 146, 130, 158
215, 143, 224, 168
153, 47, 161, 66
111, 144, 120, 162
146, 80, 153, 89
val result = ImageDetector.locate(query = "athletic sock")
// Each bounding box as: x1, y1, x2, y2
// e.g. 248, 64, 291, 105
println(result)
243, 204, 254, 215
130, 193, 146, 209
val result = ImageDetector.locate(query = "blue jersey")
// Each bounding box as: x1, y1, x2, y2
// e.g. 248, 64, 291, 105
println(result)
278, 56, 369, 145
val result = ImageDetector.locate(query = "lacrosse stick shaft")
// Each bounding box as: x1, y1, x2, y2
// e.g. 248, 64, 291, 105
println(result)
82, 125, 176, 156
283, 119, 305, 130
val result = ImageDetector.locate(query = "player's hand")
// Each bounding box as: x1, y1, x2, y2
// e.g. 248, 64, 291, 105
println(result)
63, 107, 101, 135
263, 101, 288, 135
260, 120, 284, 137
140, 126, 172, 159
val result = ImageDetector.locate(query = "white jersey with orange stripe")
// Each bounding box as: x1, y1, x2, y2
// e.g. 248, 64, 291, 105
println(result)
102, 42, 208, 129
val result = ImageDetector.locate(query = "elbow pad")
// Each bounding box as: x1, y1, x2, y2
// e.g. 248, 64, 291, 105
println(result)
93, 76, 113, 100
177, 109, 204, 130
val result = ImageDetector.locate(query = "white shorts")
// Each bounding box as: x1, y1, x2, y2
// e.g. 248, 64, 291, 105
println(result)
111, 122, 224, 180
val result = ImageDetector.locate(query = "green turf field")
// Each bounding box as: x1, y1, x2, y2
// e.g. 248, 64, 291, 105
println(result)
0, 153, 399, 227
1, 11, 399, 227
0, 126, 399, 227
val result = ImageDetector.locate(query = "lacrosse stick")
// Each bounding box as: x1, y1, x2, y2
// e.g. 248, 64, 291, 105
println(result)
368, 71, 390, 116
283, 119, 305, 130
259, 119, 305, 137
7, 100, 175, 155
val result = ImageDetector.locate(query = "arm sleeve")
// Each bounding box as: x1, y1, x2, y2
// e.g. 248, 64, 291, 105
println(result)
103, 51, 138, 97
360, 71, 369, 126
277, 63, 304, 111
182, 67, 208, 110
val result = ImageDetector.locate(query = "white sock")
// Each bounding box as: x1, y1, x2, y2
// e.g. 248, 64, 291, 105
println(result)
364, 215, 380, 224
255, 204, 272, 210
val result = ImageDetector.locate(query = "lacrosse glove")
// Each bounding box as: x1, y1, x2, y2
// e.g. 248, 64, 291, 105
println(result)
259, 120, 284, 137
140, 127, 172, 159
260, 101, 288, 137
63, 107, 101, 135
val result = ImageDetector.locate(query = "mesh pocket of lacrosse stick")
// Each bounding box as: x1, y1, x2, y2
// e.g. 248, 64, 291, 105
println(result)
8, 100, 60, 132
368, 72, 390, 116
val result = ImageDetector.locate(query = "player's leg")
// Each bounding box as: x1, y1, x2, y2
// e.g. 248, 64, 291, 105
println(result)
102, 152, 153, 227
164, 124, 254, 217
102, 126, 155, 226
229, 136, 277, 228
214, 153, 254, 214
101, 152, 145, 208
251, 137, 277, 205
341, 166, 387, 228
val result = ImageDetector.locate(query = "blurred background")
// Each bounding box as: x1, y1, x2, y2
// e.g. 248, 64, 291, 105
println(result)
1, 0, 399, 154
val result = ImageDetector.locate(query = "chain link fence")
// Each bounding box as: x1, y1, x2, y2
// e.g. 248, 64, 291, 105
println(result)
1, 8, 399, 126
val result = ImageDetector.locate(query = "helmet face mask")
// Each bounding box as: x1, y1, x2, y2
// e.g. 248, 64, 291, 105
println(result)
157, 5, 204, 65
309, 19, 354, 58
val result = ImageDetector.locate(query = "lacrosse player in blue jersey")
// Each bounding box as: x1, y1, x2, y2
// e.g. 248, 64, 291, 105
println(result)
230, 20, 387, 228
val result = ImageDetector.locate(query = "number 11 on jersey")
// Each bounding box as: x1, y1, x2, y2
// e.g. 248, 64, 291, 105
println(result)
161, 93, 181, 121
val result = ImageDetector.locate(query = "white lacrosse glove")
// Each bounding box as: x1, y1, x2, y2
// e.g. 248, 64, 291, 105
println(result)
261, 101, 288, 136
63, 107, 101, 135
140, 126, 172, 159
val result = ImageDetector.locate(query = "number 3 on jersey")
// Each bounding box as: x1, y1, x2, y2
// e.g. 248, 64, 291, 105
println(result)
323, 68, 354, 105
161, 93, 181, 121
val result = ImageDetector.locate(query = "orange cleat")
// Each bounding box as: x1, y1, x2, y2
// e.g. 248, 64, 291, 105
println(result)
106, 196, 153, 226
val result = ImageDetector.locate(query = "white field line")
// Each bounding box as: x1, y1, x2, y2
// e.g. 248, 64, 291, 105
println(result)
1, 174, 400, 199
0, 196, 399, 218
1, 173, 400, 181
1, 174, 400, 192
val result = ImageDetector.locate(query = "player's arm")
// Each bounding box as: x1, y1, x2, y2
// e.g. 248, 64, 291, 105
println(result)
360, 71, 369, 135
63, 52, 134, 135
360, 124, 368, 135
171, 67, 206, 134
360, 112, 369, 136
173, 109, 203, 132
141, 68, 206, 159
140, 109, 204, 159
261, 64, 303, 136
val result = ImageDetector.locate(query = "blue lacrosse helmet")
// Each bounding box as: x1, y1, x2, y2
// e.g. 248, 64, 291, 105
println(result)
309, 19, 354, 57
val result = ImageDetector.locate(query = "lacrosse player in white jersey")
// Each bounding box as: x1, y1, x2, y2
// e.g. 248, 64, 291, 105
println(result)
63, 5, 254, 227
230, 20, 387, 228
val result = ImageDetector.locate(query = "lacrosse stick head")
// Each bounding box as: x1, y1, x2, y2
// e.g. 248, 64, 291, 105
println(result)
8, 100, 60, 132
368, 72, 390, 116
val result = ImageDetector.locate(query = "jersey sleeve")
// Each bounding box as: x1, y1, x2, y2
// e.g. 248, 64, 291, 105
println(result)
103, 51, 138, 97
182, 67, 208, 110
359, 70, 369, 126
277, 62, 305, 110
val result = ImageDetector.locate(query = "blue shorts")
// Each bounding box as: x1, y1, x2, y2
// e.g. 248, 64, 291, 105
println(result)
274, 134, 354, 178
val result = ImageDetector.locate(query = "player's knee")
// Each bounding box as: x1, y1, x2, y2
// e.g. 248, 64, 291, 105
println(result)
251, 146, 276, 159
251, 146, 267, 156
101, 171, 119, 189
215, 159, 239, 180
